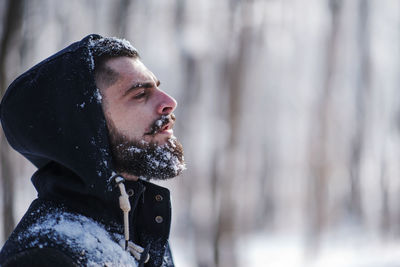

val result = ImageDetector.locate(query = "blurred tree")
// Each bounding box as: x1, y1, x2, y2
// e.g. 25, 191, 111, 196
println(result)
346, 0, 370, 224
0, 0, 24, 240
214, 1, 254, 266
307, 0, 343, 249
112, 0, 134, 36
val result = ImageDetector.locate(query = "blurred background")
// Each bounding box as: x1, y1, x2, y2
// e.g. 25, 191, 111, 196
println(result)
1, 0, 400, 266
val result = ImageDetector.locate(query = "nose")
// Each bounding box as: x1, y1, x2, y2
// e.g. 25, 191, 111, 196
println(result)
157, 91, 177, 115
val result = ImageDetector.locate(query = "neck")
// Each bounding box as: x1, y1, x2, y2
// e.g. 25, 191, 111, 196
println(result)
120, 172, 139, 181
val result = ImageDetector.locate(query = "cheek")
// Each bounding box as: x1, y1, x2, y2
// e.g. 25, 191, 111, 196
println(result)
106, 97, 158, 137
117, 110, 154, 137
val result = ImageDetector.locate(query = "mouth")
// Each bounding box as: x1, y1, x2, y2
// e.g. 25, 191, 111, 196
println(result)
159, 121, 174, 135
145, 114, 175, 136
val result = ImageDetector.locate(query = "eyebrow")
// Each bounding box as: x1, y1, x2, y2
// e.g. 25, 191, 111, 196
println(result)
123, 80, 161, 97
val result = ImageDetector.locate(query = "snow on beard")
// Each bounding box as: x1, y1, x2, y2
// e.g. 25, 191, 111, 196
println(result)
108, 114, 185, 180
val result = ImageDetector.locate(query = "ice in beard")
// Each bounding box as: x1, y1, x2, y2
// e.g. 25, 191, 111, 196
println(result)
116, 137, 185, 181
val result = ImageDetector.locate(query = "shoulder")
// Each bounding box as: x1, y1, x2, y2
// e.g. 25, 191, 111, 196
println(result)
0, 200, 87, 265
1, 199, 136, 266
2, 247, 76, 267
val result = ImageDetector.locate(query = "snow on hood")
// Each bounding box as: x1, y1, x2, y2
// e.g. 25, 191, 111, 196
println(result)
0, 34, 122, 218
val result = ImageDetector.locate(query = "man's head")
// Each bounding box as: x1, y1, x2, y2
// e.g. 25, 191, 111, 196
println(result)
90, 37, 185, 181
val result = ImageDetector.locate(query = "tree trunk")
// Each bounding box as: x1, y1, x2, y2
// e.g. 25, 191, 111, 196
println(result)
306, 0, 342, 250
0, 0, 24, 240
112, 0, 134, 37
347, 0, 370, 224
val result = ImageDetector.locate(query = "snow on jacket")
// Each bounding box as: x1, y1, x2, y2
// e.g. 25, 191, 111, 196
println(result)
0, 34, 174, 267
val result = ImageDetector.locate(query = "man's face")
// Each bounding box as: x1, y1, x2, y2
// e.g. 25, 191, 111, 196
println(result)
100, 57, 177, 144
98, 57, 185, 180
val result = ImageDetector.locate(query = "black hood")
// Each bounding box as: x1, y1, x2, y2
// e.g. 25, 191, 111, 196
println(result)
0, 34, 122, 223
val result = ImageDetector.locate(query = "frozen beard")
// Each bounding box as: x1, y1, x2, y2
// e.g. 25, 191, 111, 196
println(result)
107, 114, 185, 180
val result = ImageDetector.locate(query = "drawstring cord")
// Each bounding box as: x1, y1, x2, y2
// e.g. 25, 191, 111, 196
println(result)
113, 175, 131, 250
112, 174, 150, 264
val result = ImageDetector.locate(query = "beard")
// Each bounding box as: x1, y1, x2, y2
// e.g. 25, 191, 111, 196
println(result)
107, 115, 185, 181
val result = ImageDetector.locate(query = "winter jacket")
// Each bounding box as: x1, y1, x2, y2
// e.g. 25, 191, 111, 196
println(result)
0, 34, 174, 267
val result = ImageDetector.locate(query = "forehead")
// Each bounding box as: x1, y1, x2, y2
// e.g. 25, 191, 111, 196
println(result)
105, 57, 156, 83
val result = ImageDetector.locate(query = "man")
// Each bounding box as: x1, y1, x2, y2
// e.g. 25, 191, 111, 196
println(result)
0, 34, 185, 266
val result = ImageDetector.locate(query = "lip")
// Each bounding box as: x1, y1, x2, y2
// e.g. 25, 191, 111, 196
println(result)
159, 128, 174, 136
159, 121, 173, 135
158, 121, 173, 134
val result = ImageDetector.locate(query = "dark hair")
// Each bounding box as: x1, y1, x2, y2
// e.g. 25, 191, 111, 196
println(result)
90, 37, 140, 88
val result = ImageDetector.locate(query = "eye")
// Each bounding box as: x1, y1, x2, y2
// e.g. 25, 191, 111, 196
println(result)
133, 89, 147, 99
